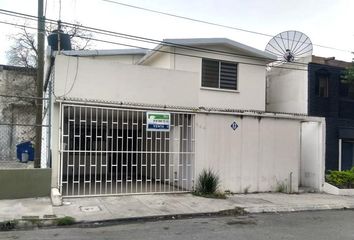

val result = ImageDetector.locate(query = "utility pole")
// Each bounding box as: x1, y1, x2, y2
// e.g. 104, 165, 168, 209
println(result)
35, 0, 45, 168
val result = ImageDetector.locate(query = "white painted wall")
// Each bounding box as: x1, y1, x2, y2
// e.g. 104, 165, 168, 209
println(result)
50, 101, 325, 194
50, 54, 325, 194
79, 54, 144, 64
143, 45, 268, 111
54, 55, 199, 108
195, 114, 302, 193
51, 104, 60, 188
300, 121, 325, 191
143, 48, 173, 69
266, 57, 310, 114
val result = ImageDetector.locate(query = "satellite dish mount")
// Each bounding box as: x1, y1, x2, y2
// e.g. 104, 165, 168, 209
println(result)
265, 31, 313, 62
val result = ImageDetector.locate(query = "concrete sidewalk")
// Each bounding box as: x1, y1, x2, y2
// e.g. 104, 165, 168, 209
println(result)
2, 193, 354, 224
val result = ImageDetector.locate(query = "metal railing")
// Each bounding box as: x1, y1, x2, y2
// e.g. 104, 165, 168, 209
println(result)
60, 104, 195, 197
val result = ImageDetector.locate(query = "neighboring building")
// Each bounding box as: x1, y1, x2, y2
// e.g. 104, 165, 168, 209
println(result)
46, 38, 325, 201
0, 65, 36, 168
267, 56, 353, 171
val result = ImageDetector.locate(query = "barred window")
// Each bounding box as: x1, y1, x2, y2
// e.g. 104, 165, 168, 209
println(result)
202, 59, 238, 90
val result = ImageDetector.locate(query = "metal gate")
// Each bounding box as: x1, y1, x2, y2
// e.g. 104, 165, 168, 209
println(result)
59, 104, 195, 197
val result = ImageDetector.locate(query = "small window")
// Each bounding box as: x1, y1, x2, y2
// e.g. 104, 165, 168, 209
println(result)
340, 80, 354, 100
202, 59, 237, 90
315, 74, 329, 97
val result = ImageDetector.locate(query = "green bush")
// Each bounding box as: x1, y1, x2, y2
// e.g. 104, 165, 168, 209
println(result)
195, 169, 220, 195
326, 168, 354, 188
56, 216, 75, 226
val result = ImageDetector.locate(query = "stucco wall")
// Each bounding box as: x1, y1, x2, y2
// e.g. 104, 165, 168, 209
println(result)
54, 55, 199, 108
143, 45, 268, 111
300, 121, 325, 190
50, 101, 325, 193
195, 114, 302, 193
266, 60, 309, 114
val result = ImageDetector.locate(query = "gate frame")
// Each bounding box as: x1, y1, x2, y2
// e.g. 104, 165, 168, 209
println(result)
58, 102, 196, 197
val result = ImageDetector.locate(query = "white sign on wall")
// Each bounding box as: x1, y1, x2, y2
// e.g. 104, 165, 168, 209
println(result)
146, 112, 171, 132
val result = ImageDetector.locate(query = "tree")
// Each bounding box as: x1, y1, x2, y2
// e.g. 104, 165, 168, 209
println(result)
6, 21, 93, 68
2, 22, 94, 159
343, 55, 354, 84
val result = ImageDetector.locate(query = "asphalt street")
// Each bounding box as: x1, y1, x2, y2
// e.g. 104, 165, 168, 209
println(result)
1, 210, 354, 240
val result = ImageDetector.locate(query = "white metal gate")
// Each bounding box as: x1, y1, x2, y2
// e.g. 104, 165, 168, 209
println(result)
59, 104, 195, 197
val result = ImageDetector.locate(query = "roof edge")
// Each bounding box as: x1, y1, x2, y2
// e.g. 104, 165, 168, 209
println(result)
61, 48, 148, 57
138, 38, 277, 64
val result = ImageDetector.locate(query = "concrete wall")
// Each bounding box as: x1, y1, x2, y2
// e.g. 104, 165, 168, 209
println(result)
51, 104, 60, 188
195, 113, 302, 193
143, 45, 268, 111
300, 121, 325, 191
54, 55, 199, 108
266, 59, 310, 114
0, 169, 51, 199
50, 101, 325, 193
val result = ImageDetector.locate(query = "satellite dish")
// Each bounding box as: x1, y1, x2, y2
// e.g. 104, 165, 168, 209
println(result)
265, 31, 313, 62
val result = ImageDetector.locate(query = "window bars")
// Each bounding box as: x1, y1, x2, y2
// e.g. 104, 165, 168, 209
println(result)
60, 104, 195, 197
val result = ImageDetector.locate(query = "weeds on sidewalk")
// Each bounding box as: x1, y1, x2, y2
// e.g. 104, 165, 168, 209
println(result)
193, 169, 227, 199
276, 181, 288, 193
56, 216, 76, 226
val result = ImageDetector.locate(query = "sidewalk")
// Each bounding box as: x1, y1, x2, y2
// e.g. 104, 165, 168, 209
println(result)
2, 193, 354, 224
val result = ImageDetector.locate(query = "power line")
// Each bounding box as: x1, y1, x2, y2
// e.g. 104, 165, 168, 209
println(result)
0, 20, 308, 72
0, 8, 310, 66
0, 8, 276, 63
0, 9, 350, 71
102, 0, 353, 54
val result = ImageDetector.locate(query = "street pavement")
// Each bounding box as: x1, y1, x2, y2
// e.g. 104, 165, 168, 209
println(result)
1, 209, 354, 240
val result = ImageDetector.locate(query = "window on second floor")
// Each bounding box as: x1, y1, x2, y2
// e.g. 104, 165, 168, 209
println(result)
201, 59, 238, 90
340, 80, 354, 100
315, 71, 329, 98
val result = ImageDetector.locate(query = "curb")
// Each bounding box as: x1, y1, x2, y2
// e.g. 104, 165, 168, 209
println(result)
244, 204, 354, 213
2, 205, 354, 231
75, 207, 248, 228
0, 207, 247, 231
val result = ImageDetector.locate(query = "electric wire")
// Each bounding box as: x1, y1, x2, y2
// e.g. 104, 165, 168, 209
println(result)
0, 8, 311, 66
0, 20, 309, 72
102, 0, 353, 53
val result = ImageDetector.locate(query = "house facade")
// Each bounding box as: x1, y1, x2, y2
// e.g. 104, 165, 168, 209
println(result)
47, 38, 325, 202
267, 56, 353, 171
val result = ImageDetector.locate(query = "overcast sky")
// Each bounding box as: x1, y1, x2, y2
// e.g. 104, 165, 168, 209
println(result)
0, 0, 353, 65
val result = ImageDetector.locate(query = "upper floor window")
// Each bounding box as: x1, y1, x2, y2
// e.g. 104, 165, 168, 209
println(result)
315, 70, 329, 97
340, 78, 354, 100
201, 59, 238, 90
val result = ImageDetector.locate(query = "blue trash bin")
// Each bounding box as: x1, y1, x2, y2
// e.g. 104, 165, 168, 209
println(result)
16, 141, 35, 162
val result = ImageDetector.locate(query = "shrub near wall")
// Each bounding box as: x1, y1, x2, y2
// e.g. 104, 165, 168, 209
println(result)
326, 168, 354, 189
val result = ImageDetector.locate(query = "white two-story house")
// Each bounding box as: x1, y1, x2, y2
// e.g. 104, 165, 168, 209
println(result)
47, 38, 325, 202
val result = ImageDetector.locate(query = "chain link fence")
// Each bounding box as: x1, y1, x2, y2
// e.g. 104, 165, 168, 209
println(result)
0, 66, 51, 169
